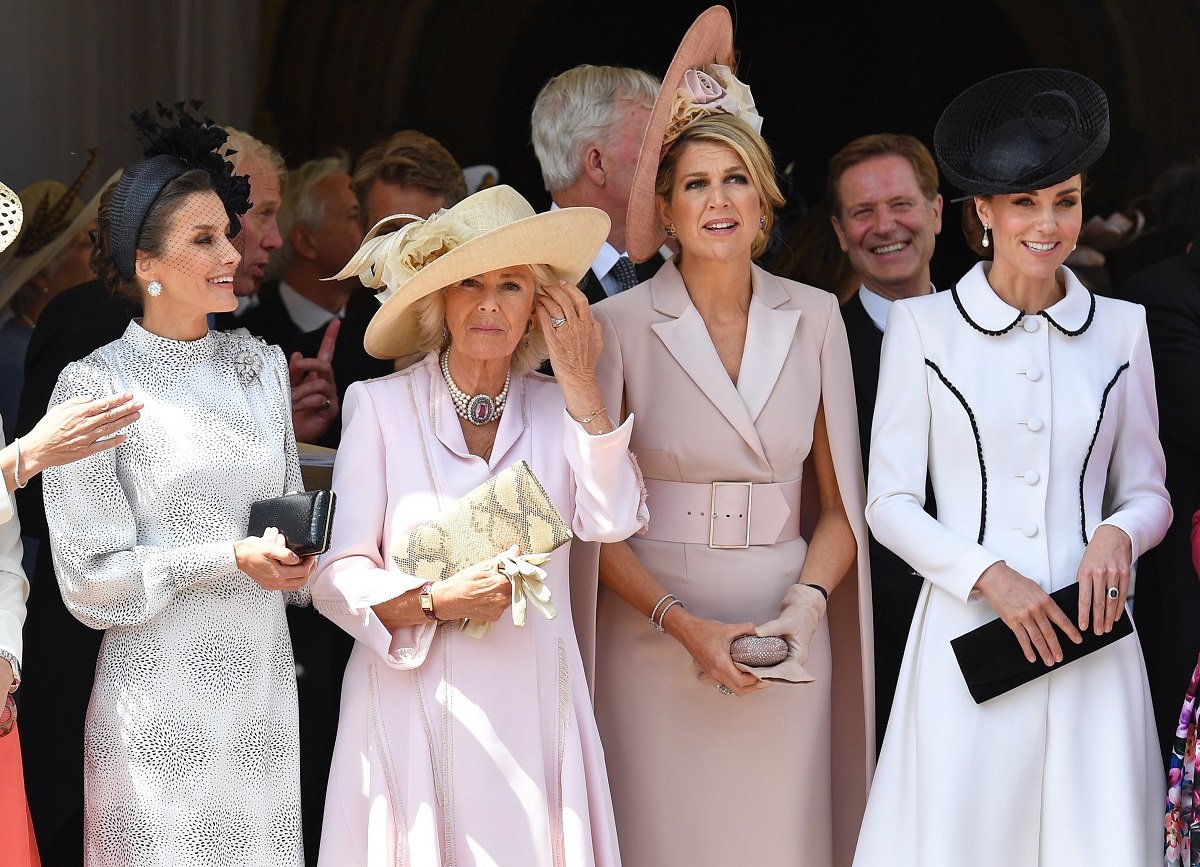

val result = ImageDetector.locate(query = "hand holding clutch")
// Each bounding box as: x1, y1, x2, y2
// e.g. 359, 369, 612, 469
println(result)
741, 583, 828, 683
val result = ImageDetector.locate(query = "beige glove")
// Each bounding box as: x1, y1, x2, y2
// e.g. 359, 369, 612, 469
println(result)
462, 552, 555, 639
739, 583, 827, 683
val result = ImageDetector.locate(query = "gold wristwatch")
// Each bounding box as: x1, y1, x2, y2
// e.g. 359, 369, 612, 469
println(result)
419, 581, 439, 622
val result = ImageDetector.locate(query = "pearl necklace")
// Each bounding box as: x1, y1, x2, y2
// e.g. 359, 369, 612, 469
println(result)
440, 350, 510, 426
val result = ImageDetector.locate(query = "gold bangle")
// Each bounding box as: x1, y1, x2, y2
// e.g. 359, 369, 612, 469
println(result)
572, 406, 607, 425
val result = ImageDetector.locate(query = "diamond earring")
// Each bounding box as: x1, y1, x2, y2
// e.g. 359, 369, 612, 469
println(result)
981, 225, 991, 249
759, 215, 766, 230
147, 280, 163, 297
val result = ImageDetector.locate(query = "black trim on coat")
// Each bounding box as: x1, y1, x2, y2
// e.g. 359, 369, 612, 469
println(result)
926, 359, 988, 544
1079, 362, 1130, 542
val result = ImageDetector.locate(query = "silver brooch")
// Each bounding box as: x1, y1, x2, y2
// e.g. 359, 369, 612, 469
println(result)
233, 349, 263, 384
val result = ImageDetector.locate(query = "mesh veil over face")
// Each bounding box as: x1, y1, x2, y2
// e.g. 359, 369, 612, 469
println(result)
147, 191, 241, 313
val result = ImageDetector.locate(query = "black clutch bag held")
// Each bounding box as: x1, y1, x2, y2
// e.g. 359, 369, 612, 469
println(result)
951, 581, 1133, 703
247, 490, 337, 556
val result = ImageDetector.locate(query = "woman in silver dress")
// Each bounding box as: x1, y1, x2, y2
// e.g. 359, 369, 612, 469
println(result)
42, 112, 315, 866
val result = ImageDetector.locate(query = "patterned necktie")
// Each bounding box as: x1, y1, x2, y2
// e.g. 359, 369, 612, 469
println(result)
611, 255, 639, 292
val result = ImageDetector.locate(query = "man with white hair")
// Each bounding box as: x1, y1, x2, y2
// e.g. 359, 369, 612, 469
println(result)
532, 64, 664, 303
239, 155, 364, 351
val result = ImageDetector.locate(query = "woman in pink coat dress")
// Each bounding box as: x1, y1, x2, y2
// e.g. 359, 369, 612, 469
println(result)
312, 185, 648, 867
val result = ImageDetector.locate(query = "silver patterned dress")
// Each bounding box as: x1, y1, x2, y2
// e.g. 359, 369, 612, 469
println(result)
43, 321, 305, 867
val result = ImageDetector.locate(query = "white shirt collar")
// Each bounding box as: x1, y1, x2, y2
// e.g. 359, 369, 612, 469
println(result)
857, 282, 936, 332
278, 280, 344, 333
551, 201, 626, 296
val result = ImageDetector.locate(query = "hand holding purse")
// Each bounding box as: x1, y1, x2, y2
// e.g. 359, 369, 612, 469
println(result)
247, 490, 336, 556
740, 583, 828, 683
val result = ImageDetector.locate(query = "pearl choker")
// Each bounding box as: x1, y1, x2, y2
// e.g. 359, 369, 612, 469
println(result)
440, 350, 510, 425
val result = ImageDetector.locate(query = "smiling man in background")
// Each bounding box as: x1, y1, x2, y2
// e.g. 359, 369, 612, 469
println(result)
828, 132, 942, 752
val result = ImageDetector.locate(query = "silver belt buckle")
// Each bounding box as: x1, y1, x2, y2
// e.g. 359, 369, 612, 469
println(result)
709, 481, 752, 549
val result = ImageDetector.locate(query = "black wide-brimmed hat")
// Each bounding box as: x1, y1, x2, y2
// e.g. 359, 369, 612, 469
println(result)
934, 68, 1109, 196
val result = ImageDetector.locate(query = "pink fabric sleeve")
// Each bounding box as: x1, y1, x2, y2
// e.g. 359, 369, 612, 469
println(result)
311, 382, 436, 669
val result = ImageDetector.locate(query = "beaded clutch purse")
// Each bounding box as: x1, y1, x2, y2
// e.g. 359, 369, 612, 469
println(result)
390, 461, 572, 583
730, 635, 789, 667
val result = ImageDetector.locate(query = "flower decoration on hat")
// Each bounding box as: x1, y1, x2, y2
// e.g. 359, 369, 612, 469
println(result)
131, 100, 252, 235
333, 207, 470, 305
663, 64, 762, 151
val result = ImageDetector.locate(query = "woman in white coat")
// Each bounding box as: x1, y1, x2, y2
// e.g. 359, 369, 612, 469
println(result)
854, 69, 1171, 866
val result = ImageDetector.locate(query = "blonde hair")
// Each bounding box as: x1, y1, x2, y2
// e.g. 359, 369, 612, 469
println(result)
408, 263, 556, 375
655, 113, 785, 260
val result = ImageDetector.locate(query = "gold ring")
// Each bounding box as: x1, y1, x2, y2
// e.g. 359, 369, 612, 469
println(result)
322, 398, 332, 411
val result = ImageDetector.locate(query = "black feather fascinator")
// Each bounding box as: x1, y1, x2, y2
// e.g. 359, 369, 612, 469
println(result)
109, 100, 252, 279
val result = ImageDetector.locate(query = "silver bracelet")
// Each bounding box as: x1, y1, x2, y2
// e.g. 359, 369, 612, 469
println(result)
0, 649, 20, 691
12, 438, 25, 490
655, 598, 685, 632
649, 593, 675, 630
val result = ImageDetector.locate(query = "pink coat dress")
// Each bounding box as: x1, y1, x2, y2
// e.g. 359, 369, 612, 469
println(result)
312, 354, 648, 867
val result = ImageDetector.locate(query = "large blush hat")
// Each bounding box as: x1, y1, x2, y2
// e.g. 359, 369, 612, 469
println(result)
934, 68, 1109, 196
626, 5, 764, 263
328, 184, 609, 360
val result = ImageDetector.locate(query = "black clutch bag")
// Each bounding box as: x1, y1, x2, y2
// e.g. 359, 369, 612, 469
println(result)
950, 581, 1133, 704
247, 490, 336, 556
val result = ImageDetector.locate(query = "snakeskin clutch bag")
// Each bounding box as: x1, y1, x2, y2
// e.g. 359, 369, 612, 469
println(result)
390, 461, 572, 582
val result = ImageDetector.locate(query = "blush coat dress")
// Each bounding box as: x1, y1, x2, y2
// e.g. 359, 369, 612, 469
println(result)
311, 353, 648, 867
590, 259, 875, 867
853, 263, 1171, 866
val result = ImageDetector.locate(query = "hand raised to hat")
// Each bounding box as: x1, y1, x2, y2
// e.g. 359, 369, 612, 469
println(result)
289, 318, 340, 444
536, 280, 613, 435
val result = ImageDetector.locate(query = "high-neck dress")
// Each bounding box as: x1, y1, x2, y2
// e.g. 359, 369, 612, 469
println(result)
43, 320, 306, 867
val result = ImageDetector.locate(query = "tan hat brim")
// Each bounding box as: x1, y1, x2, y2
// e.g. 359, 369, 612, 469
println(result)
626, 5, 733, 264
364, 206, 609, 359
0, 168, 122, 309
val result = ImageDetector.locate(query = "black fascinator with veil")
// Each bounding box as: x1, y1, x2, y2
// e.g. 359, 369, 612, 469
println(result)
934, 69, 1109, 197
108, 100, 251, 278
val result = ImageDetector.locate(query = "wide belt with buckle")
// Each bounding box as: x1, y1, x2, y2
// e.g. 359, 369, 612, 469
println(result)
639, 478, 803, 548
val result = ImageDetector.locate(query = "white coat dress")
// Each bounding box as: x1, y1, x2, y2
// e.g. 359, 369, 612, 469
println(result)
854, 263, 1171, 866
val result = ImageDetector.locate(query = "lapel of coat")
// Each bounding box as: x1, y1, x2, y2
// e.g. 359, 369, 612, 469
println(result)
736, 267, 801, 423
649, 261, 769, 463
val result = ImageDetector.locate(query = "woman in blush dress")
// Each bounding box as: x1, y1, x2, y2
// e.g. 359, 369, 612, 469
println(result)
312, 184, 647, 866
590, 8, 875, 867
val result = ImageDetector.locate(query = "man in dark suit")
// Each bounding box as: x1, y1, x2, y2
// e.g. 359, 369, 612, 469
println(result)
531, 65, 665, 303
1122, 229, 1200, 767
828, 133, 943, 752
239, 156, 365, 353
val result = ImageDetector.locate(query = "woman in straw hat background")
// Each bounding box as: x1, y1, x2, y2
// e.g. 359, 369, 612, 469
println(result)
854, 70, 1169, 865
588, 8, 874, 866
0, 180, 139, 866
311, 184, 647, 865
43, 108, 318, 865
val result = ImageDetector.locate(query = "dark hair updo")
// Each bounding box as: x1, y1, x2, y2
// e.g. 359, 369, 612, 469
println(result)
92, 168, 216, 301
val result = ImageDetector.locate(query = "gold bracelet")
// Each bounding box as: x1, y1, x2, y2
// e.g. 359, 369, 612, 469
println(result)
572, 406, 607, 425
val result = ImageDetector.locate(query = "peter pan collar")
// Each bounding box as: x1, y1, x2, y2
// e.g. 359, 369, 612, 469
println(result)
951, 261, 1095, 337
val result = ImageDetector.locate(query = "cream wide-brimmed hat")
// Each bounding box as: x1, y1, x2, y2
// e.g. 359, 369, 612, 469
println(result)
0, 166, 123, 309
0, 182, 22, 255
330, 184, 609, 360
626, 5, 767, 263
